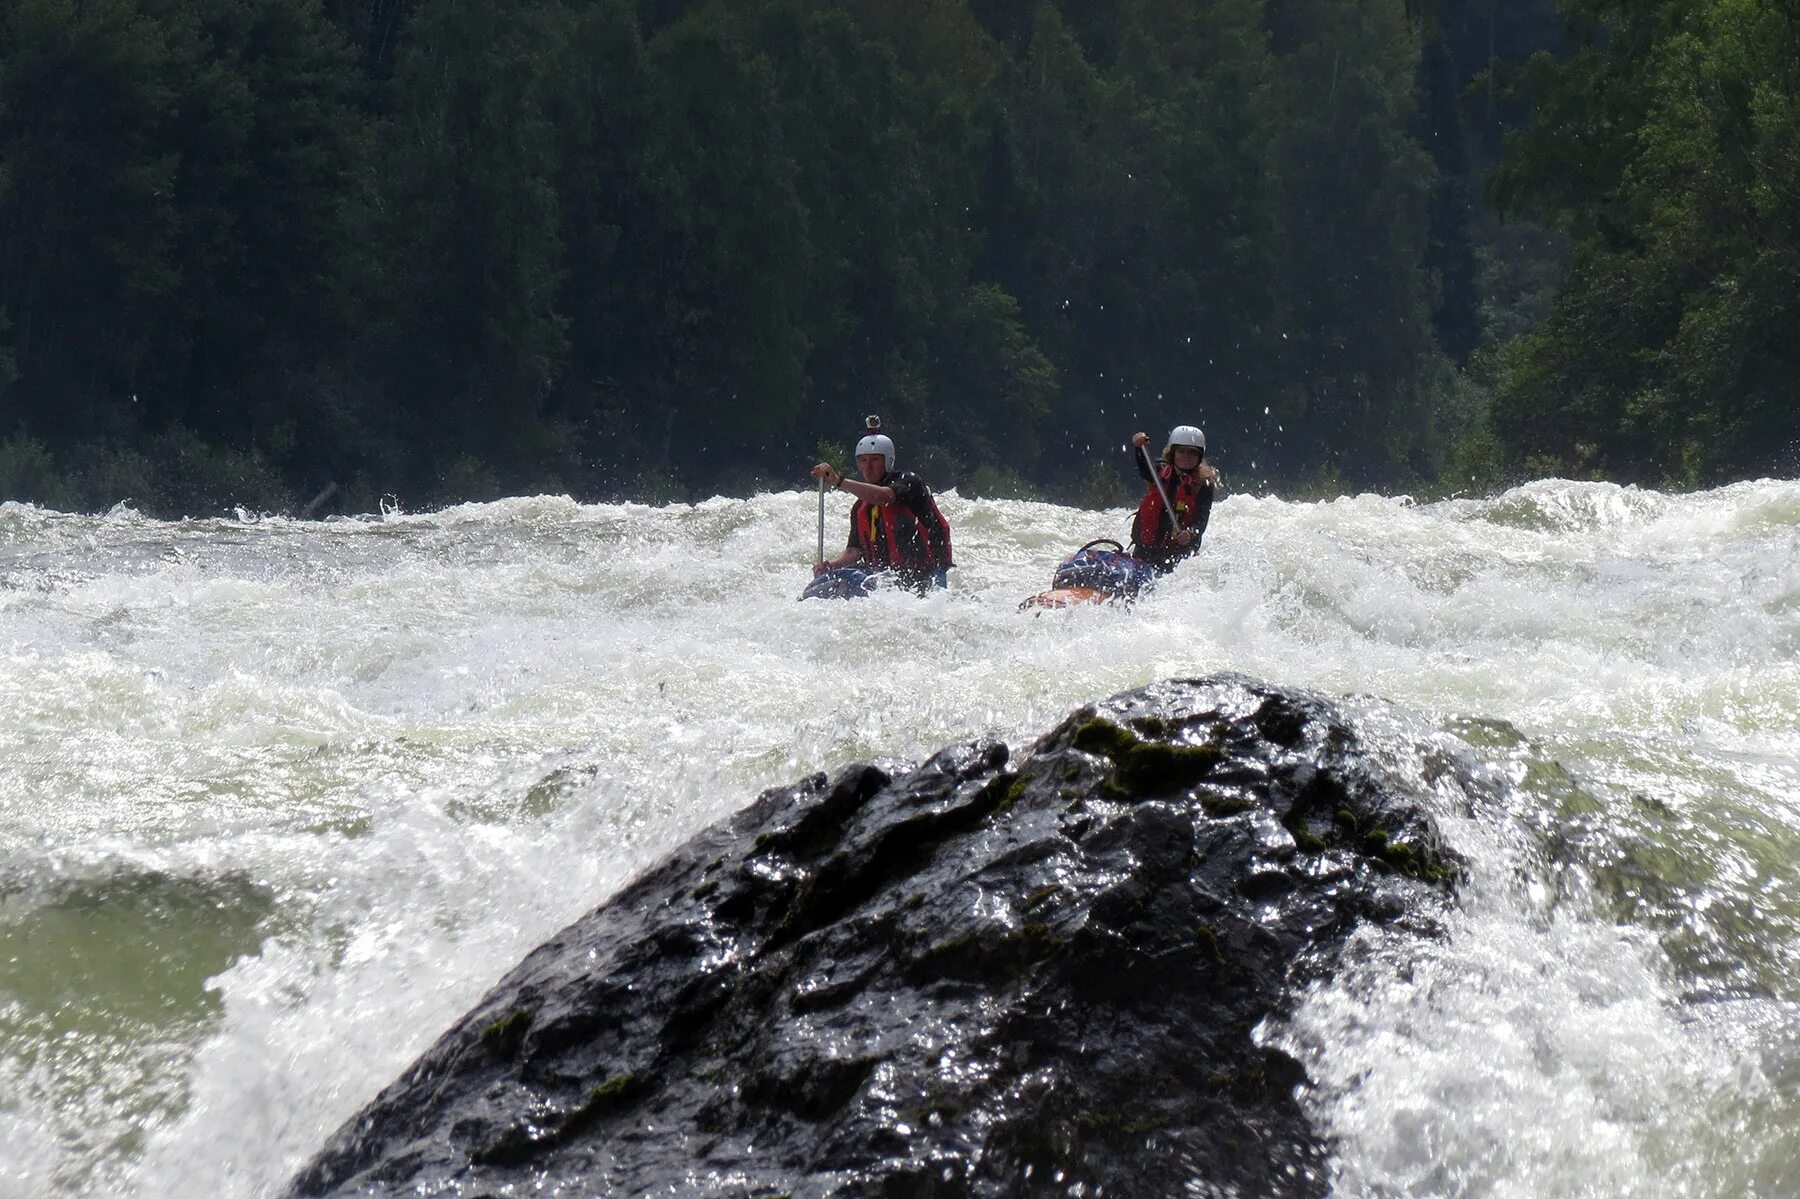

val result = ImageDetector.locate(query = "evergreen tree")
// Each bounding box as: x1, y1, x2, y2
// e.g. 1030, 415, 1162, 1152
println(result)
0, 0, 368, 502
1490, 0, 1800, 483
2, 0, 1593, 511
367, 0, 569, 492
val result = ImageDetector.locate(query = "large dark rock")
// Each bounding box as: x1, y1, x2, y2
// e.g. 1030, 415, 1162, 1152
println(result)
287, 675, 1459, 1199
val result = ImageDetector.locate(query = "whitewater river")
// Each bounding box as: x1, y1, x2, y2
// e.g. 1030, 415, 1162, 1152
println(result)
1, 480, 1796, 1198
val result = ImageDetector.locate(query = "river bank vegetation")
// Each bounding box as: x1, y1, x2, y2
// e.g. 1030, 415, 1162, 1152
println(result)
2, 0, 1793, 515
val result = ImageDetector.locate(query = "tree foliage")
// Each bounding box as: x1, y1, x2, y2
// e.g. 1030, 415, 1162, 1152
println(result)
1489, 0, 1800, 484
2, 0, 1601, 514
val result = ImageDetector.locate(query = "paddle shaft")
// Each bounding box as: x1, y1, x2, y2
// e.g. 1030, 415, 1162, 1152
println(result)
817, 475, 826, 564
1142, 444, 1178, 529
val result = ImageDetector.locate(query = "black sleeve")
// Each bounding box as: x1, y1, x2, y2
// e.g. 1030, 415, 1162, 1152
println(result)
1133, 447, 1156, 483
886, 472, 930, 509
1189, 483, 1214, 542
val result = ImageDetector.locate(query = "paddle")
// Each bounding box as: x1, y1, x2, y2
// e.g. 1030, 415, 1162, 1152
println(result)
816, 473, 827, 567
1141, 443, 1177, 531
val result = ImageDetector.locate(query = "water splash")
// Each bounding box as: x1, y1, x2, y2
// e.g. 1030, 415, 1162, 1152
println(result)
0, 480, 1796, 1197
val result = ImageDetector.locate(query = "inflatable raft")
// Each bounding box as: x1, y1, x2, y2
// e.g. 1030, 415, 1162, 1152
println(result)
799, 567, 880, 601
1019, 540, 1157, 611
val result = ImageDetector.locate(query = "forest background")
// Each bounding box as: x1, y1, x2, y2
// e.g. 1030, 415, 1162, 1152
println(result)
2, 0, 1796, 516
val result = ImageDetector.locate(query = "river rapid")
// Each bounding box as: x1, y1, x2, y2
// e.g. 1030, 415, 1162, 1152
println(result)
1, 479, 1796, 1198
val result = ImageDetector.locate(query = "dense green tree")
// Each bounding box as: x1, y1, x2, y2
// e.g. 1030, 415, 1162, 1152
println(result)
0, 0, 366, 432
530, 0, 660, 489
757, 0, 990, 468
0, 309, 15, 398
3, 0, 1595, 513
931, 283, 1058, 466
974, 3, 1285, 477
2, 0, 187, 438
0, 0, 371, 511
1489, 0, 1800, 484
634, 9, 816, 457
1409, 0, 1564, 360
367, 0, 569, 479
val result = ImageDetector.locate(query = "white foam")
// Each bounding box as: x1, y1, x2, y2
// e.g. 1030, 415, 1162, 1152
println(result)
0, 479, 1794, 1196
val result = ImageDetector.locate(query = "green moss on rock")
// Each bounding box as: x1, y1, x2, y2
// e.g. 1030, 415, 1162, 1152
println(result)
1072, 718, 1140, 759
1293, 830, 1327, 853
1369, 836, 1456, 884
558, 1073, 643, 1140
1072, 717, 1222, 795
1123, 1116, 1169, 1136
1194, 924, 1225, 963
1130, 716, 1171, 739
1199, 791, 1255, 817
479, 1006, 536, 1058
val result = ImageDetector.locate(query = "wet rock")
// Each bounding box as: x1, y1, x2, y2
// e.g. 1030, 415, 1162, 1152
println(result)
287, 674, 1459, 1199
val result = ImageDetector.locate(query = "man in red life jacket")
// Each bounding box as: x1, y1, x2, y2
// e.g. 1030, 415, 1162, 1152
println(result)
1130, 425, 1220, 573
810, 429, 954, 592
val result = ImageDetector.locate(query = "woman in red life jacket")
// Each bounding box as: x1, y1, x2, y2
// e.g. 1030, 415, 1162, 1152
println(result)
810, 428, 954, 592
1129, 425, 1220, 573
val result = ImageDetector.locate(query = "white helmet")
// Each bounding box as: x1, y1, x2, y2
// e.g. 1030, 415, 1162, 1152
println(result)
1167, 425, 1205, 456
855, 433, 895, 472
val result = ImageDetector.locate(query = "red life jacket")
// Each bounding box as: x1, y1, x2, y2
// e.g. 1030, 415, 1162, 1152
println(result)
1134, 466, 1205, 551
851, 489, 953, 573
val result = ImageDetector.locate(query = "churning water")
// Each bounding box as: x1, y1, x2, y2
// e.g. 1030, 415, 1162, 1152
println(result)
1, 479, 1796, 1198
